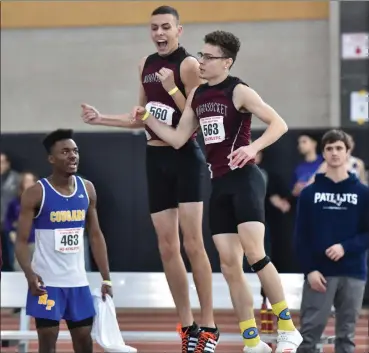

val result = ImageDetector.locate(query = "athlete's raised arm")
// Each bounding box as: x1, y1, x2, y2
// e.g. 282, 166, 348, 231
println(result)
80, 57, 148, 130
132, 87, 199, 149
155, 56, 203, 113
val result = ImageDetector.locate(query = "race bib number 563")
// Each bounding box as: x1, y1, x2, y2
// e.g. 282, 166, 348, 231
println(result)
145, 101, 174, 126
200, 116, 225, 145
54, 228, 83, 254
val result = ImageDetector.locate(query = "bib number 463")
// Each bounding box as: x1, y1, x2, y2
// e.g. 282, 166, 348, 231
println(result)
54, 228, 83, 254
60, 234, 79, 247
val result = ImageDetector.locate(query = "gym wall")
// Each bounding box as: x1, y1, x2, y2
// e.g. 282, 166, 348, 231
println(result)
1, 1, 330, 131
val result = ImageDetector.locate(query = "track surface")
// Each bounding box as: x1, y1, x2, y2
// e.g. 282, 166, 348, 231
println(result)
1, 309, 368, 352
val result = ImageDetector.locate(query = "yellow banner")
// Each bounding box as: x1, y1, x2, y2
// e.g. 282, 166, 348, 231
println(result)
1, 1, 329, 29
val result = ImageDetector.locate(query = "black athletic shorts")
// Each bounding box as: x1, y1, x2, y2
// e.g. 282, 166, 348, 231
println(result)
35, 316, 93, 330
146, 139, 207, 214
209, 164, 266, 235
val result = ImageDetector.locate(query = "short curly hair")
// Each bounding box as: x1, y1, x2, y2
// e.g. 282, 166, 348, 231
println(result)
204, 30, 241, 65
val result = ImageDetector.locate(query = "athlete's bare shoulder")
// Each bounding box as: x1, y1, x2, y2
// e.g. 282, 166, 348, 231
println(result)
22, 182, 43, 208
232, 82, 253, 109
180, 56, 204, 90
181, 56, 200, 71
81, 178, 97, 200
138, 56, 148, 74
234, 82, 252, 95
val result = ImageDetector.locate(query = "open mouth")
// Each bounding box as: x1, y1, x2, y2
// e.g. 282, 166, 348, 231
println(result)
68, 162, 78, 169
157, 40, 168, 50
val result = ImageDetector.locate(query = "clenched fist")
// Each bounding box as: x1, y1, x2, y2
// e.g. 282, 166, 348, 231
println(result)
81, 104, 102, 125
155, 68, 176, 93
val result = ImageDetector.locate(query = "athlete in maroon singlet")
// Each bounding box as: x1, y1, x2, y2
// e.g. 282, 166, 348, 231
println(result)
142, 46, 197, 142
191, 76, 252, 179
80, 6, 219, 353
132, 31, 303, 353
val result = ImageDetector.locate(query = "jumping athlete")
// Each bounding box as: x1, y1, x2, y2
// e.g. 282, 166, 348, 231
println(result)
15, 129, 115, 353
131, 30, 303, 353
80, 6, 218, 353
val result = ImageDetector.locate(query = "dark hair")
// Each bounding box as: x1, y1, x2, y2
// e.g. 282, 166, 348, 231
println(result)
42, 129, 74, 154
321, 129, 350, 150
298, 132, 319, 143
151, 5, 179, 21
204, 30, 241, 65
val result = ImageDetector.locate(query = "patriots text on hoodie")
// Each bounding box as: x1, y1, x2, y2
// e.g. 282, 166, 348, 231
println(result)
294, 173, 369, 280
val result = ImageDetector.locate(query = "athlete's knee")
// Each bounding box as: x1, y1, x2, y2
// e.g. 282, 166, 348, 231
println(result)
249, 255, 271, 273
219, 254, 244, 282
72, 334, 93, 353
158, 239, 181, 262
157, 229, 181, 262
243, 244, 266, 265
182, 234, 205, 260
69, 323, 93, 353
245, 248, 267, 266
37, 327, 58, 353
238, 222, 266, 263
152, 211, 181, 262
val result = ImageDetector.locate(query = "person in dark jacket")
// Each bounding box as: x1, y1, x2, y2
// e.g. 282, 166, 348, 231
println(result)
294, 129, 369, 353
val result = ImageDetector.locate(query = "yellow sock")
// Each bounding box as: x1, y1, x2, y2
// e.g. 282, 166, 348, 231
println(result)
239, 318, 260, 348
272, 300, 295, 331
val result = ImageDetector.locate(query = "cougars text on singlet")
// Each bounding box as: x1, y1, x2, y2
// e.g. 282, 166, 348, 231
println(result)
31, 176, 89, 287
142, 46, 196, 142
191, 76, 252, 178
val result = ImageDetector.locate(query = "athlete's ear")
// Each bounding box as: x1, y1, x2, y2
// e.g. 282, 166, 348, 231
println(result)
48, 154, 55, 165
226, 57, 233, 69
178, 25, 183, 36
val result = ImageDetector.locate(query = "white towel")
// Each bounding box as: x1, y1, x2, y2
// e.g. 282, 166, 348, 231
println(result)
91, 288, 137, 352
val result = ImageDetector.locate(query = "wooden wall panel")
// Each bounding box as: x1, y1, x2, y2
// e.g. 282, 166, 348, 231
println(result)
1, 1, 329, 29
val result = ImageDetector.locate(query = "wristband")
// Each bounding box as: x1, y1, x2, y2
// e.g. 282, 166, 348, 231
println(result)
102, 280, 112, 287
168, 86, 179, 96
141, 110, 150, 121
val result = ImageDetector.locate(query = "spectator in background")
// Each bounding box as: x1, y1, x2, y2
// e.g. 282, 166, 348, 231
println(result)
291, 133, 323, 197
308, 133, 368, 186
4, 172, 37, 271
342, 134, 366, 184
0, 152, 20, 270
294, 130, 369, 353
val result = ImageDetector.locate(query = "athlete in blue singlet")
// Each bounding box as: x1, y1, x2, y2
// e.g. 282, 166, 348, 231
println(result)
14, 129, 112, 353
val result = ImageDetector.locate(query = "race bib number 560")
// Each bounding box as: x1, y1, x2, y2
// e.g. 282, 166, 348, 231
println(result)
145, 101, 174, 126
200, 116, 225, 145
54, 228, 83, 254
